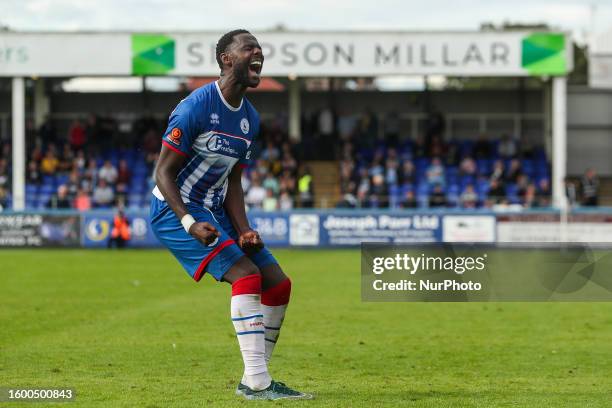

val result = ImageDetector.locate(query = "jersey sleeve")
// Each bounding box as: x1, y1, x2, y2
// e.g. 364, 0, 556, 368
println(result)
238, 117, 259, 168
161, 101, 200, 157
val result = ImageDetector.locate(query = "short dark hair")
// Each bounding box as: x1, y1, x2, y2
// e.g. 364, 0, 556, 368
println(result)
216, 29, 251, 70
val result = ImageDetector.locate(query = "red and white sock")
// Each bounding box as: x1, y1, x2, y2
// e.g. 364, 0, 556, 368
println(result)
261, 278, 291, 363
231, 274, 271, 391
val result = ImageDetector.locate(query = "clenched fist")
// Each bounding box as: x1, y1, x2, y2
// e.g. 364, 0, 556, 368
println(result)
238, 229, 264, 254
189, 222, 221, 246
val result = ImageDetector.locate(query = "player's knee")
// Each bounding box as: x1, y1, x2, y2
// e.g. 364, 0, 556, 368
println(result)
224, 256, 261, 284
262, 277, 292, 306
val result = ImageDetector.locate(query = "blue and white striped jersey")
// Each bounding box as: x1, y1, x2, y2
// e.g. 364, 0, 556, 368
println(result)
152, 81, 259, 211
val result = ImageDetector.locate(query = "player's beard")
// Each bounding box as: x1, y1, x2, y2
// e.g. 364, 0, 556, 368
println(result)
234, 60, 260, 88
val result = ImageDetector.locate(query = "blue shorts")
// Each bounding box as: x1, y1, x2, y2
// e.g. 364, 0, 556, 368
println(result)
150, 197, 278, 282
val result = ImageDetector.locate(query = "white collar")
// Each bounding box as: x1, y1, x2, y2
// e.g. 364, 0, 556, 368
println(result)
215, 80, 243, 112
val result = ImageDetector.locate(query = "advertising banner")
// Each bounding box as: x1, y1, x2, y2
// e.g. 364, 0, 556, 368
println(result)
318, 213, 442, 246
0, 31, 571, 77
82, 213, 160, 248
496, 213, 612, 243
0, 213, 80, 247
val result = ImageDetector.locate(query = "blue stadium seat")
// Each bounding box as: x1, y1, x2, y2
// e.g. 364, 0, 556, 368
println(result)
55, 175, 69, 187
42, 175, 55, 185
40, 184, 55, 194
26, 184, 38, 195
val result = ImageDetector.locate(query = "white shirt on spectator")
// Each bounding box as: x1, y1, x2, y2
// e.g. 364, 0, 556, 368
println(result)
99, 165, 118, 184
93, 186, 114, 205
245, 185, 266, 208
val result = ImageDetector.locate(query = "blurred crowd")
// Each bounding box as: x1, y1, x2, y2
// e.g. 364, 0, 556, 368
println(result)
325, 109, 600, 209
0, 114, 305, 211
0, 109, 603, 211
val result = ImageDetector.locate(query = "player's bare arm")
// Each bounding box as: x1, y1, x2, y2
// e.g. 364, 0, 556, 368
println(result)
224, 163, 264, 253
154, 145, 220, 245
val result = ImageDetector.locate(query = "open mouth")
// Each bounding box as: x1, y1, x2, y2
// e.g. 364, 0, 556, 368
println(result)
249, 60, 262, 76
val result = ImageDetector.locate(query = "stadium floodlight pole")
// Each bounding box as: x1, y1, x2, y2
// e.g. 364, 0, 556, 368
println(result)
11, 77, 26, 211
288, 75, 301, 142
551, 76, 567, 210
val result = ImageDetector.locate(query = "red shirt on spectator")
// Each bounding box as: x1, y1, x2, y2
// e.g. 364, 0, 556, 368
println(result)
69, 120, 86, 150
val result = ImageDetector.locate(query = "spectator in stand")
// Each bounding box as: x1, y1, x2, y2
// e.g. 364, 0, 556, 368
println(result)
385, 151, 399, 186
460, 185, 478, 208
399, 160, 416, 185
262, 172, 280, 196
298, 166, 314, 208
40, 149, 59, 175
0, 186, 7, 209
516, 174, 530, 199
74, 150, 87, 173
426, 157, 445, 188
473, 134, 490, 159
400, 190, 418, 209
83, 159, 98, 192
522, 184, 537, 208
27, 160, 41, 185
74, 188, 92, 211
369, 174, 388, 208
490, 159, 505, 183
99, 160, 118, 185
261, 140, 280, 162
565, 177, 578, 207
0, 159, 9, 190
255, 159, 269, 178
459, 156, 477, 176
581, 168, 599, 206
245, 173, 266, 209
66, 170, 81, 199
339, 161, 356, 195
30, 145, 44, 164
279, 190, 294, 210
498, 134, 517, 159
536, 179, 551, 207
59, 144, 74, 173
505, 159, 523, 183
92, 179, 115, 208
429, 184, 447, 208
116, 159, 131, 194
356, 188, 369, 208
69, 119, 87, 151
356, 167, 370, 196
47, 185, 71, 209
262, 189, 278, 211
281, 144, 298, 174
487, 178, 506, 205
368, 152, 384, 178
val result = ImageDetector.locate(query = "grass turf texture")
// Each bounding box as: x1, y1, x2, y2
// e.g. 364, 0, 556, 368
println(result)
1, 249, 612, 407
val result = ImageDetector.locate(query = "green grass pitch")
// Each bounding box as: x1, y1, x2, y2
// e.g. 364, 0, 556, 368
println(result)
1, 249, 612, 407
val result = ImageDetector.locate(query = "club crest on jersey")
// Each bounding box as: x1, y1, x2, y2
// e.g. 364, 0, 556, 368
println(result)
240, 118, 249, 134
168, 128, 182, 145
210, 113, 220, 125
